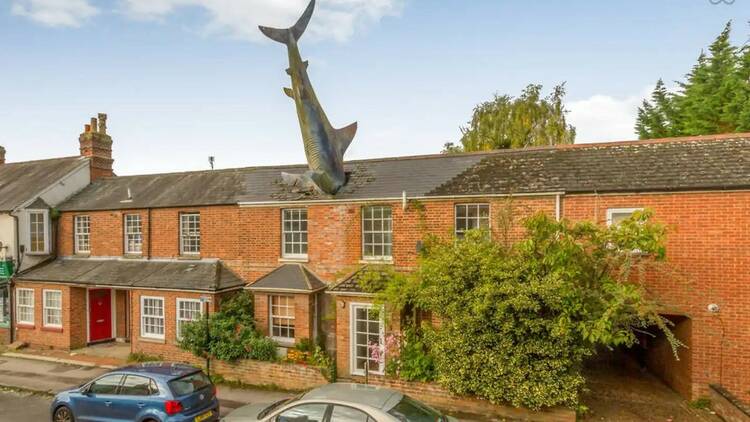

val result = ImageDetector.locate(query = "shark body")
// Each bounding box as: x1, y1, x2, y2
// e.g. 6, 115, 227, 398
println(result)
259, 0, 357, 195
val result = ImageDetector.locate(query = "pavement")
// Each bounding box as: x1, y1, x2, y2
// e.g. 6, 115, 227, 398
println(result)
0, 354, 291, 419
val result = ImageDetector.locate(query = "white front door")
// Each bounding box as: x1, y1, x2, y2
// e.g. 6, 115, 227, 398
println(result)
349, 303, 384, 376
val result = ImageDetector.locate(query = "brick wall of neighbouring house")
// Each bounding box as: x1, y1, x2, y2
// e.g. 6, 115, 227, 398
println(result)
0, 327, 9, 344
563, 191, 750, 402
11, 282, 87, 350
212, 359, 328, 391
129, 289, 221, 363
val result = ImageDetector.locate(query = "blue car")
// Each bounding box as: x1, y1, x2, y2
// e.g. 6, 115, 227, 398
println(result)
50, 362, 219, 422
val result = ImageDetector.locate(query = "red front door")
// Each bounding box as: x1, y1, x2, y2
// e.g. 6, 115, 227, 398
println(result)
89, 289, 112, 342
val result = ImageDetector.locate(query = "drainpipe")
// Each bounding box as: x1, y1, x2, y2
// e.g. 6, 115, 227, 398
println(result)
8, 213, 21, 344
147, 208, 152, 260
555, 193, 562, 222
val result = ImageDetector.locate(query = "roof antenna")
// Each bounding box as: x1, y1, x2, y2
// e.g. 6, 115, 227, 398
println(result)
208, 156, 215, 170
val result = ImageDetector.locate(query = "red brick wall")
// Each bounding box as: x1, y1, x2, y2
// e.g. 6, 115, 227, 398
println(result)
129, 289, 219, 363
252, 292, 316, 345
212, 359, 328, 391
564, 192, 750, 401
0, 327, 9, 345
12, 282, 87, 350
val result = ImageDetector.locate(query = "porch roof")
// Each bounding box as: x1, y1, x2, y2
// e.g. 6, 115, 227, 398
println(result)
327, 266, 381, 296
247, 264, 326, 293
15, 258, 245, 292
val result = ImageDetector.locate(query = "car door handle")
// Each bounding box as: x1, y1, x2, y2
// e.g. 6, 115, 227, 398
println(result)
104, 401, 112, 406
137, 403, 146, 408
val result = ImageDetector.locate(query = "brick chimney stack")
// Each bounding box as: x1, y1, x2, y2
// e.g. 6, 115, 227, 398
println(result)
79, 113, 114, 181
0, 146, 5, 165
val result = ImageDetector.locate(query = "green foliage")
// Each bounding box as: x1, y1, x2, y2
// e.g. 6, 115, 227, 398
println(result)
384, 328, 436, 382
637, 22, 750, 138
178, 291, 277, 362
127, 351, 162, 363
373, 210, 680, 410
689, 397, 711, 410
295, 338, 314, 353
445, 83, 575, 153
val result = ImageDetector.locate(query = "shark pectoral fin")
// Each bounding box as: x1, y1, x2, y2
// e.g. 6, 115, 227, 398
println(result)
283, 87, 294, 98
285, 68, 292, 76
303, 60, 309, 69
334, 122, 358, 157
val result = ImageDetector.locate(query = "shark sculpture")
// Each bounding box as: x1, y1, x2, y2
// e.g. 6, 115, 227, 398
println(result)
260, 0, 357, 195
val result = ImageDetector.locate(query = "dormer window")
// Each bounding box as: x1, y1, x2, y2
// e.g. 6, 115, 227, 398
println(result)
27, 210, 49, 254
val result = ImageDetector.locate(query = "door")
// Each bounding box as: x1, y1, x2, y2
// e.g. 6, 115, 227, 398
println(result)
350, 304, 384, 376
89, 289, 112, 342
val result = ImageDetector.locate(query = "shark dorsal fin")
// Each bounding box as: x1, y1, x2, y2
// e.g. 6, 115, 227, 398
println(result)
334, 122, 357, 158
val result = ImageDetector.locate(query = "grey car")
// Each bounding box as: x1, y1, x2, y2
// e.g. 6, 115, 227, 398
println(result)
222, 383, 458, 422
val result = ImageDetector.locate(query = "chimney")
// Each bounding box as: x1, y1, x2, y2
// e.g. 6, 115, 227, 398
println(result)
0, 146, 5, 165
79, 113, 114, 181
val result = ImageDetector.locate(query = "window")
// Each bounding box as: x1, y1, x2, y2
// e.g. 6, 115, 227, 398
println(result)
176, 299, 202, 340
388, 396, 443, 421
362, 206, 392, 260
43, 290, 62, 327
28, 211, 47, 253
169, 371, 211, 396
88, 374, 124, 395
180, 213, 200, 255
140, 296, 164, 339
276, 404, 328, 422
120, 375, 159, 396
454, 203, 490, 238
16, 288, 34, 325
124, 214, 143, 254
0, 287, 8, 325
331, 405, 374, 422
74, 215, 91, 254
282, 209, 308, 258
270, 295, 295, 341
606, 208, 643, 226
350, 304, 384, 376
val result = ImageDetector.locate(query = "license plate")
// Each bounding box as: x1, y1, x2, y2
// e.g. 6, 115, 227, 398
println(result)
195, 410, 213, 422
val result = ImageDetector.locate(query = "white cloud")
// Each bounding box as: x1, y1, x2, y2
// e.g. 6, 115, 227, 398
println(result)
11, 0, 98, 27
567, 86, 653, 143
120, 0, 404, 42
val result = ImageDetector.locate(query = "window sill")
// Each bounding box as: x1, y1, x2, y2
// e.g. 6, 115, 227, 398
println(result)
359, 258, 393, 265
42, 326, 63, 333
74, 253, 91, 258
272, 337, 296, 347
24, 252, 49, 257
16, 323, 35, 330
138, 336, 166, 344
122, 254, 144, 259
178, 255, 201, 260
279, 257, 308, 263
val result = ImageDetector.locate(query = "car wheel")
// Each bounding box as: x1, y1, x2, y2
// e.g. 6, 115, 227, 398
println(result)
52, 406, 74, 422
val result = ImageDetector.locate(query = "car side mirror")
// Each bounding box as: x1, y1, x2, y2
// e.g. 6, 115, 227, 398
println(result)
79, 385, 91, 395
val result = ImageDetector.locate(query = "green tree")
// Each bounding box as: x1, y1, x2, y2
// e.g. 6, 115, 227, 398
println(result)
369, 210, 681, 410
445, 84, 575, 152
637, 22, 750, 138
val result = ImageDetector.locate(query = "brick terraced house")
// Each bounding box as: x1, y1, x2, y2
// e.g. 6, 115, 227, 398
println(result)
9, 129, 750, 408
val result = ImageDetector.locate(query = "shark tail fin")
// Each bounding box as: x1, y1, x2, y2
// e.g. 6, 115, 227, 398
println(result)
334, 122, 358, 158
259, 0, 315, 44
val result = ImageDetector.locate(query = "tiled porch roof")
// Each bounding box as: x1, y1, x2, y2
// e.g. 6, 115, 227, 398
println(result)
15, 258, 245, 292
327, 266, 383, 296
247, 264, 327, 293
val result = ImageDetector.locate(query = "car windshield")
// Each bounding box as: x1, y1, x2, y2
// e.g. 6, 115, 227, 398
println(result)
258, 394, 304, 419
388, 396, 446, 422
168, 371, 211, 397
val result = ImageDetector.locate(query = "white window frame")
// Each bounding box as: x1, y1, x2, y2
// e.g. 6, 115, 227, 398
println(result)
362, 205, 393, 261
124, 214, 143, 255
281, 209, 308, 259
27, 210, 49, 254
0, 287, 9, 325
349, 303, 385, 376
179, 213, 201, 255
74, 215, 91, 254
454, 203, 490, 238
16, 288, 34, 325
140, 296, 165, 340
43, 289, 63, 328
176, 298, 202, 340
606, 208, 644, 226
269, 295, 295, 343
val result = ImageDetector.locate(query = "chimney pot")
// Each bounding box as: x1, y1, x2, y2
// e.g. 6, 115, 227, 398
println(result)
80, 113, 114, 181
98, 113, 107, 135
90, 117, 98, 133
84, 124, 91, 133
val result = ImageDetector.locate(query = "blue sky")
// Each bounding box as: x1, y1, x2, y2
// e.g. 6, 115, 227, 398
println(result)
1, 0, 749, 175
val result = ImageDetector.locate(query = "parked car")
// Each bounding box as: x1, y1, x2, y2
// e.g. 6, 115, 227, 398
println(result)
50, 362, 219, 422
222, 383, 457, 422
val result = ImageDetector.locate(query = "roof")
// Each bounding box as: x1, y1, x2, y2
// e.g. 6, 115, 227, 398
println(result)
247, 264, 327, 292
114, 362, 201, 380
327, 266, 382, 295
16, 258, 245, 292
58, 133, 750, 211
0, 156, 87, 212
302, 383, 402, 410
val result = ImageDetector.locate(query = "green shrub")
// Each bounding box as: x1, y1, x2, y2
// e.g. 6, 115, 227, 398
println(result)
689, 397, 711, 409
248, 336, 277, 361
384, 328, 436, 382
127, 351, 162, 363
